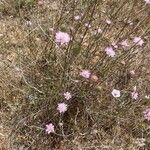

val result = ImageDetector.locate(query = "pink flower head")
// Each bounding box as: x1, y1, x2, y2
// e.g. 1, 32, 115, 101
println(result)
80, 70, 91, 79
55, 31, 71, 45
38, 0, 44, 5
74, 15, 81, 20
105, 47, 115, 57
45, 123, 55, 134
120, 40, 129, 48
59, 122, 63, 126
64, 92, 72, 100
133, 37, 144, 46
143, 108, 150, 121
131, 86, 138, 100
97, 28, 102, 33
131, 91, 138, 100
57, 103, 68, 113
112, 89, 121, 98
144, 0, 150, 4
106, 19, 112, 25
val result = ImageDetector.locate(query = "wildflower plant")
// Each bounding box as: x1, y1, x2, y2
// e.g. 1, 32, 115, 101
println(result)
0, 0, 150, 149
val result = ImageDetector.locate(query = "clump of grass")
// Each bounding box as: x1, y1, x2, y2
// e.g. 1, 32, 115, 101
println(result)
0, 0, 150, 149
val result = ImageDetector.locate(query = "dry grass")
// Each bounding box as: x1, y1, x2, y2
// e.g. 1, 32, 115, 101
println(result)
0, 0, 150, 149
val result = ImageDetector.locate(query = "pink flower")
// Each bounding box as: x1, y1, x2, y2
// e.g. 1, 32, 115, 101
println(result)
131, 91, 138, 100
112, 89, 121, 98
106, 19, 112, 25
143, 108, 150, 121
131, 86, 138, 100
120, 40, 129, 48
64, 92, 72, 100
97, 28, 102, 33
74, 15, 81, 20
45, 123, 55, 134
144, 0, 150, 4
133, 37, 144, 46
80, 70, 91, 79
55, 31, 71, 45
57, 103, 68, 113
105, 47, 115, 57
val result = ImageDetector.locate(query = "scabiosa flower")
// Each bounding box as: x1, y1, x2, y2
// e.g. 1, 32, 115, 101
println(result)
144, 0, 150, 4
64, 92, 72, 100
59, 122, 63, 127
106, 19, 112, 25
55, 31, 71, 45
131, 91, 138, 100
38, 0, 44, 5
120, 39, 129, 48
74, 15, 81, 20
131, 86, 138, 100
80, 70, 91, 79
133, 37, 144, 46
57, 103, 68, 113
105, 47, 115, 57
45, 123, 55, 134
97, 28, 102, 33
143, 108, 150, 121
112, 89, 121, 98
